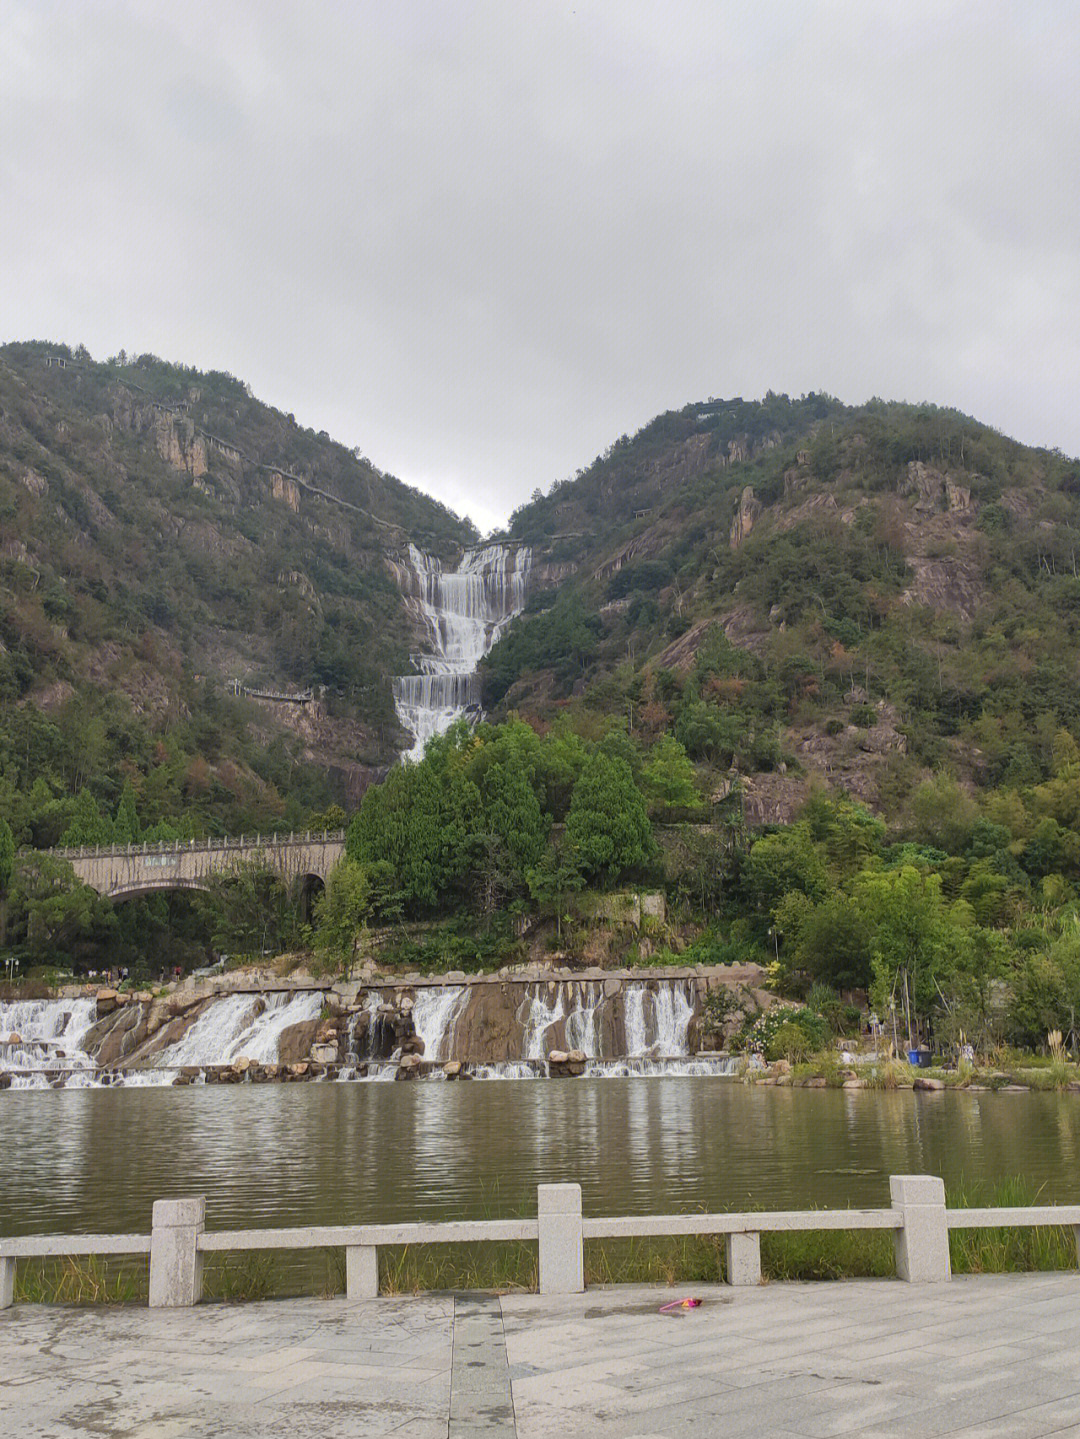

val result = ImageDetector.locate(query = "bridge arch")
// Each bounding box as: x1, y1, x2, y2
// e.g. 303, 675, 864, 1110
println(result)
57, 832, 346, 903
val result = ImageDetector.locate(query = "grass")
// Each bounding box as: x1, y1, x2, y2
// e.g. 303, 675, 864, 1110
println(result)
14, 1255, 148, 1304
380, 1240, 539, 1294
948, 1177, 1076, 1274
10, 1179, 1078, 1304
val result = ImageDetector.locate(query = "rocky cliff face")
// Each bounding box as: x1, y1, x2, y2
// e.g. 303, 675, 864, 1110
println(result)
0, 342, 475, 810
495, 393, 1080, 819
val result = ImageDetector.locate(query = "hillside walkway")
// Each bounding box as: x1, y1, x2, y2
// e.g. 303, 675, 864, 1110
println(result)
3, 1274, 1080, 1438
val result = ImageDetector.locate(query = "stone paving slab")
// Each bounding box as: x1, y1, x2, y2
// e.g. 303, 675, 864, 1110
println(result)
3, 1275, 1080, 1438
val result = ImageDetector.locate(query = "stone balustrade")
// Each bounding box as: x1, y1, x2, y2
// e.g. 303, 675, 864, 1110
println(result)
5, 1178, 1080, 1310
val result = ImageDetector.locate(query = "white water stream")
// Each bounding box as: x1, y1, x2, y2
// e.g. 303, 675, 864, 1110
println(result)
623, 981, 696, 1057
410, 986, 468, 1063
389, 542, 531, 759
0, 979, 734, 1087
154, 992, 323, 1068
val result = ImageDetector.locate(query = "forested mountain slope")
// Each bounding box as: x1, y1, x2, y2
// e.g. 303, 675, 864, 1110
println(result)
484, 393, 1080, 824
0, 341, 473, 843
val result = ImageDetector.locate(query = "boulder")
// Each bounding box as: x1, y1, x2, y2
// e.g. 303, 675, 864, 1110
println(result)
842, 1078, 865, 1090
96, 988, 120, 1015
800, 1076, 828, 1088
287, 1062, 309, 1077
6, 1032, 21, 1046
567, 1050, 587, 1065
311, 1043, 339, 1065
444, 1060, 462, 1078
548, 1050, 569, 1064
277, 1018, 318, 1065
232, 1057, 252, 1074
397, 1053, 421, 1080
913, 1076, 945, 1091
771, 1059, 791, 1076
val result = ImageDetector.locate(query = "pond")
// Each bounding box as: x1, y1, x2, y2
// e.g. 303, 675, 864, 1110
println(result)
4, 1079, 1079, 1238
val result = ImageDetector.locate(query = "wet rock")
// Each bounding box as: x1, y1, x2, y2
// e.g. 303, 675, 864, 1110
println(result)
843, 1078, 865, 1089
548, 1050, 569, 1064
913, 1076, 945, 1091
397, 1053, 421, 1079
232, 1057, 252, 1074
800, 1076, 828, 1088
277, 1018, 318, 1065
287, 1062, 309, 1077
96, 988, 120, 1015
444, 1061, 462, 1078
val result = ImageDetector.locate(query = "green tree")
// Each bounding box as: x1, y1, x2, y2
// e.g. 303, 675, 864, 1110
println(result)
641, 735, 699, 810
0, 815, 15, 946
203, 862, 299, 957
744, 823, 829, 920
527, 834, 584, 939
61, 789, 115, 847
114, 781, 141, 845
776, 889, 874, 991
347, 721, 479, 911
858, 865, 965, 1047
313, 858, 372, 974
565, 751, 655, 886
9, 852, 115, 968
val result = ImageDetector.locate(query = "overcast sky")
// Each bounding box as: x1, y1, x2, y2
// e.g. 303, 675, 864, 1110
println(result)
2, 2, 1078, 532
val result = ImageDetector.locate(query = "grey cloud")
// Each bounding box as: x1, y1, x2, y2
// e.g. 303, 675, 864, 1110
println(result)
2, 0, 1078, 533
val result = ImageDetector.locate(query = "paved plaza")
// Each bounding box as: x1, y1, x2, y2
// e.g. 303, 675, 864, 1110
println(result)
3, 1274, 1080, 1438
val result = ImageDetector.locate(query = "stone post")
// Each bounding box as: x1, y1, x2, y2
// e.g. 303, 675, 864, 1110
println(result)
0, 1255, 15, 1309
346, 1245, 378, 1300
538, 1183, 584, 1295
725, 1231, 761, 1286
891, 1175, 951, 1283
149, 1197, 205, 1307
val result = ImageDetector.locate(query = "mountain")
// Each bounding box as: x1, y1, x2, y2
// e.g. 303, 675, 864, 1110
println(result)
0, 341, 473, 842
5, 340, 1079, 849
482, 393, 1080, 823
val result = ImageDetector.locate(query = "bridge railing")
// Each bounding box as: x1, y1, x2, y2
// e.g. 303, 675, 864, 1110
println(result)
53, 831, 346, 861
4, 1177, 1080, 1308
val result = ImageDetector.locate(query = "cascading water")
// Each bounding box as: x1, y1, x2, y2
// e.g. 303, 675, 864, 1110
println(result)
0, 980, 741, 1087
389, 542, 531, 760
623, 981, 696, 1057
410, 986, 469, 1063
518, 985, 566, 1061
0, 998, 97, 1088
153, 992, 323, 1069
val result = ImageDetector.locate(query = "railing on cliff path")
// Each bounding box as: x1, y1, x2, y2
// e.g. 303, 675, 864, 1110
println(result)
3, 1177, 1080, 1308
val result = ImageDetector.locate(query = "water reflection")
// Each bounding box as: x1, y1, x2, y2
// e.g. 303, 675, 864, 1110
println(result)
3, 1082, 1079, 1238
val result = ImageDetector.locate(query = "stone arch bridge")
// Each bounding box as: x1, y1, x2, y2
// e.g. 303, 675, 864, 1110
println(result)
58, 832, 346, 902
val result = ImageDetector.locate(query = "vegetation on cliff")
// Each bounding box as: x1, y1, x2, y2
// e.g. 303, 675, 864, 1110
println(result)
0, 339, 473, 845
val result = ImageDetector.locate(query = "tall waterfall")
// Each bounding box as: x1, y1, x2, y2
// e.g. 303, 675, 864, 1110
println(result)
389, 542, 531, 760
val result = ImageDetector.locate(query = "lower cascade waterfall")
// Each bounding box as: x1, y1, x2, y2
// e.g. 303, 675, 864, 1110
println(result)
152, 992, 324, 1070
0, 979, 739, 1087
389, 542, 531, 760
